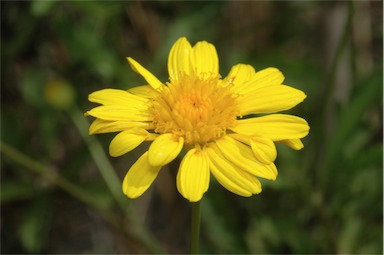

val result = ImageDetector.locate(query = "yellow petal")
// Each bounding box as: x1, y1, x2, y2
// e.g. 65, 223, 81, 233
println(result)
127, 57, 164, 90
177, 148, 210, 202
86, 105, 152, 121
89, 119, 153, 135
249, 136, 277, 164
109, 129, 149, 157
232, 114, 310, 141
229, 133, 277, 164
235, 67, 284, 95
122, 152, 161, 198
206, 145, 261, 196
278, 139, 304, 150
215, 136, 277, 180
89, 89, 148, 106
128, 85, 158, 99
238, 85, 306, 115
167, 37, 193, 81
148, 134, 184, 166
267, 163, 278, 177
192, 41, 219, 78
225, 64, 256, 86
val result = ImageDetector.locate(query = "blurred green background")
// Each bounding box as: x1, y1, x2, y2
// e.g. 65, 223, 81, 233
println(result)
1, 1, 382, 254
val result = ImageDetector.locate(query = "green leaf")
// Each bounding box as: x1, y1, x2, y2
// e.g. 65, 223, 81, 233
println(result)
323, 72, 382, 177
337, 215, 362, 253
18, 198, 52, 253
30, 0, 57, 17
1, 180, 40, 203
19, 69, 46, 109
346, 144, 383, 171
201, 191, 248, 253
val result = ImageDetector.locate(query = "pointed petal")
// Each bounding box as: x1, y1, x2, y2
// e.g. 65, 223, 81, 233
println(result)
122, 152, 161, 198
206, 145, 261, 196
192, 41, 219, 77
232, 114, 310, 141
225, 64, 256, 86
128, 85, 158, 99
109, 129, 149, 157
238, 85, 306, 115
215, 136, 277, 180
235, 68, 284, 95
86, 105, 152, 121
148, 134, 184, 166
89, 89, 148, 106
278, 139, 304, 150
89, 119, 153, 135
168, 37, 193, 81
177, 148, 210, 202
127, 57, 164, 90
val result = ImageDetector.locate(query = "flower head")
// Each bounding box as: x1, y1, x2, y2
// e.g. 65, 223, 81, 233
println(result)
86, 37, 309, 202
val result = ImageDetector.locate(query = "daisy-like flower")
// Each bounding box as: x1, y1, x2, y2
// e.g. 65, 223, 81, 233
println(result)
86, 37, 309, 202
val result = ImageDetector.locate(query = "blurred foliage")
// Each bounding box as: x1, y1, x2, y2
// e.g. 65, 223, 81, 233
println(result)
1, 1, 382, 254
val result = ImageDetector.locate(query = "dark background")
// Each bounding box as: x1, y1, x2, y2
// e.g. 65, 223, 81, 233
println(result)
1, 1, 383, 254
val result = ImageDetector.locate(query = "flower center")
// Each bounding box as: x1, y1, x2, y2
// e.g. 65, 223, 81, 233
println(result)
151, 74, 238, 145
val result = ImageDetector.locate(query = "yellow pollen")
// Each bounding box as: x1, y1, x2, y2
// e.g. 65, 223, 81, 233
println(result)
151, 74, 238, 145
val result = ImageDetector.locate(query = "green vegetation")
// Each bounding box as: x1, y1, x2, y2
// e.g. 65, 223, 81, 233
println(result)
1, 1, 382, 254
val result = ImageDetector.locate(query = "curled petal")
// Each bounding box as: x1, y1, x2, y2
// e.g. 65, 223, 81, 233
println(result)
192, 41, 219, 78
127, 57, 164, 90
229, 134, 277, 164
168, 37, 193, 81
177, 148, 210, 202
148, 134, 184, 166
278, 139, 304, 150
215, 136, 277, 180
109, 129, 149, 157
225, 64, 256, 87
122, 152, 161, 198
206, 145, 261, 196
250, 136, 277, 164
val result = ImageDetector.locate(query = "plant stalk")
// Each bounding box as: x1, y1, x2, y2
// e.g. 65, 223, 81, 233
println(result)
190, 201, 201, 254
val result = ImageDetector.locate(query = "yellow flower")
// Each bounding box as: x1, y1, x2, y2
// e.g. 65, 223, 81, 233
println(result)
86, 37, 309, 202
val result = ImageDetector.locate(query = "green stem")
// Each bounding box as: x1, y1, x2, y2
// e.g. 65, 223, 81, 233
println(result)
68, 107, 125, 207
69, 107, 163, 253
0, 141, 104, 210
0, 140, 164, 254
191, 201, 201, 254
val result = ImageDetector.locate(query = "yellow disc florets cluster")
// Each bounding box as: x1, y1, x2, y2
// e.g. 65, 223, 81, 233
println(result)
151, 74, 238, 146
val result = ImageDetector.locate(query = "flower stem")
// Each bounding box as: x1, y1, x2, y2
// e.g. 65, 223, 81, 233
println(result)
68, 108, 125, 206
190, 201, 201, 254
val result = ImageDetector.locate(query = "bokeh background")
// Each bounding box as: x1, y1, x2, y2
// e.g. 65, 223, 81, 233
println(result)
1, 1, 383, 254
